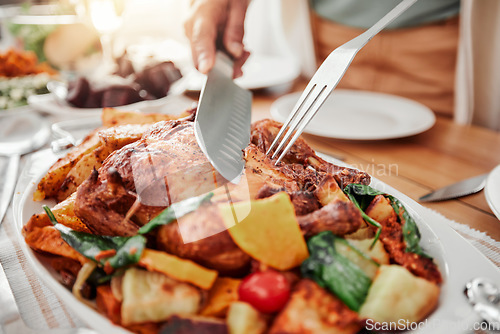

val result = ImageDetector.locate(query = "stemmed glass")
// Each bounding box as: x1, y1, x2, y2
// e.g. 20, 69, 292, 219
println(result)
86, 0, 125, 73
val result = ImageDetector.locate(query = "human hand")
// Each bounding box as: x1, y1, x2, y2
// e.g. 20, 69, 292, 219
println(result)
185, 0, 250, 78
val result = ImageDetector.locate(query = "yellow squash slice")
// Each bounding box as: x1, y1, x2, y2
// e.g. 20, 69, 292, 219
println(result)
138, 249, 218, 290
219, 192, 309, 271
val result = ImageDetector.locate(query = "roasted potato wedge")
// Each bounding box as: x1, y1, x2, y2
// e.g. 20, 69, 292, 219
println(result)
101, 107, 192, 127
121, 267, 202, 325
34, 130, 101, 201
359, 265, 440, 323
227, 302, 267, 334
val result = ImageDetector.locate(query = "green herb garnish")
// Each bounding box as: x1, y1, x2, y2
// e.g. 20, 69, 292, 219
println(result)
301, 231, 372, 311
343, 184, 428, 257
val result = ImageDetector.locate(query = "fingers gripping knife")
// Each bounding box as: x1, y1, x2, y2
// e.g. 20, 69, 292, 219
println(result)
195, 52, 253, 183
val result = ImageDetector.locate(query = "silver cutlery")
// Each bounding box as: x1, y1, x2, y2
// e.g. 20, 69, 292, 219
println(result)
0, 112, 50, 224
195, 52, 252, 183
419, 173, 488, 202
266, 0, 418, 163
465, 277, 500, 330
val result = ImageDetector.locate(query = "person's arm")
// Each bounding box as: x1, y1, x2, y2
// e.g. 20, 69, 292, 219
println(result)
184, 0, 250, 77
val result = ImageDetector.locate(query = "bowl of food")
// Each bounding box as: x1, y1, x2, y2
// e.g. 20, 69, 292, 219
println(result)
12, 103, 500, 333
0, 48, 57, 111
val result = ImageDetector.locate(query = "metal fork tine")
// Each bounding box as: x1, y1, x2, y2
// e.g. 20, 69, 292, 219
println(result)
266, 83, 316, 155
275, 86, 330, 164
271, 84, 327, 160
266, 0, 416, 164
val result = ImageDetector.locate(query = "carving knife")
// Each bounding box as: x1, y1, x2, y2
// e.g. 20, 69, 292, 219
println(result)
419, 173, 489, 202
194, 52, 252, 183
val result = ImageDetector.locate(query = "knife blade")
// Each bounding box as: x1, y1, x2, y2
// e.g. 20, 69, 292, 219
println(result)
419, 173, 489, 202
194, 52, 252, 183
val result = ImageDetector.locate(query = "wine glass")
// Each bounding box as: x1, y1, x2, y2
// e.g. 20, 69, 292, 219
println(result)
86, 0, 125, 73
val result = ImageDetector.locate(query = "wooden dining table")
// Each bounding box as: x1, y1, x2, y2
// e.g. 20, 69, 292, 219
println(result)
249, 80, 500, 241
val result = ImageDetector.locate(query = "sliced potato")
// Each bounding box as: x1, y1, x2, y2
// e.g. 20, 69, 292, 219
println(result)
138, 249, 218, 290
24, 192, 89, 234
34, 130, 101, 201
364, 195, 397, 223
359, 265, 440, 323
227, 302, 267, 334
315, 175, 349, 205
56, 145, 111, 201
347, 238, 390, 266
344, 224, 375, 240
201, 277, 241, 317
121, 267, 201, 325
219, 192, 309, 271
101, 107, 191, 127
335, 238, 388, 279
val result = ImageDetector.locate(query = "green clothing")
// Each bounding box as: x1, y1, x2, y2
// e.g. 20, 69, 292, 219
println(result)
310, 0, 460, 29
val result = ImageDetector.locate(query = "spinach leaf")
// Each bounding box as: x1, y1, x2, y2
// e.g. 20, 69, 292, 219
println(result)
301, 231, 372, 312
137, 192, 214, 234
343, 184, 428, 257
44, 206, 145, 269
343, 184, 383, 247
389, 199, 426, 257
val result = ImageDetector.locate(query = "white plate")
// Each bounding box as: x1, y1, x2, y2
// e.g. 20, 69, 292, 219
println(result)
271, 90, 436, 140
0, 104, 34, 117
28, 93, 196, 117
12, 151, 500, 333
485, 165, 500, 220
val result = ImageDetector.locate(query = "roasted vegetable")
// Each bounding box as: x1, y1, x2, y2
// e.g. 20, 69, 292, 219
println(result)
121, 268, 202, 325
101, 107, 192, 127
34, 130, 101, 201
138, 249, 218, 290
334, 238, 388, 279
227, 302, 267, 334
201, 278, 241, 317
343, 184, 428, 257
359, 265, 440, 322
238, 271, 290, 314
301, 231, 372, 312
219, 192, 309, 271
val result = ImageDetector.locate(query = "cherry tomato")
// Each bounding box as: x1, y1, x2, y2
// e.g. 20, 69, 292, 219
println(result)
238, 270, 291, 313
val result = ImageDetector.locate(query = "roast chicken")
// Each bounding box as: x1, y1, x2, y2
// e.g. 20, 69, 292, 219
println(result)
74, 118, 370, 274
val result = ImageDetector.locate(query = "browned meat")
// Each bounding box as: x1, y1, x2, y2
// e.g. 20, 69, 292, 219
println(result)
269, 279, 361, 334
256, 184, 320, 216
298, 200, 364, 238
75, 168, 140, 236
75, 120, 228, 235
251, 119, 370, 188
156, 205, 251, 275
74, 118, 369, 273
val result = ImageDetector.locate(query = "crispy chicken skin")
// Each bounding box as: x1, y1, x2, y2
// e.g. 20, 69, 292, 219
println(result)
250, 119, 370, 188
74, 118, 370, 273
